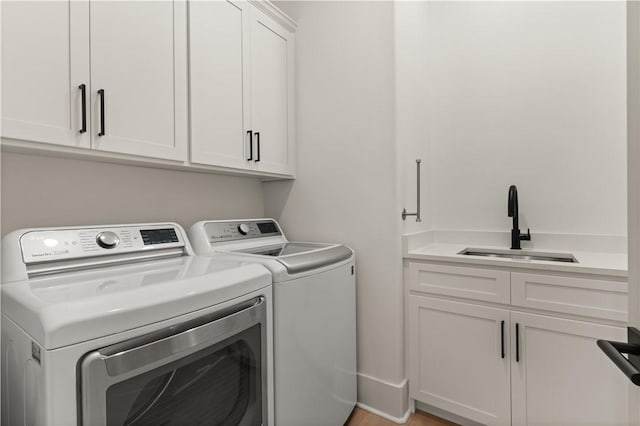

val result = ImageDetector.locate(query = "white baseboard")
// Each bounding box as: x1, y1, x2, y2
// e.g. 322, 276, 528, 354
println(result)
356, 402, 412, 424
414, 401, 483, 426
357, 372, 409, 422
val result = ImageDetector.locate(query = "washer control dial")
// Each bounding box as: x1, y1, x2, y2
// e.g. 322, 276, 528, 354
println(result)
96, 231, 120, 249
237, 224, 250, 235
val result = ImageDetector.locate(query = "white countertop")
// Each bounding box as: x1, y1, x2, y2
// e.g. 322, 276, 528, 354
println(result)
403, 230, 628, 278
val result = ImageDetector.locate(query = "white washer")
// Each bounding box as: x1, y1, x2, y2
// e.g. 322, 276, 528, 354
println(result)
189, 219, 357, 426
1, 223, 274, 426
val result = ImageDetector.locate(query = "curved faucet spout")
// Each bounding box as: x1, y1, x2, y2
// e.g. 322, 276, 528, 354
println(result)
508, 185, 518, 217
507, 185, 530, 249
508, 185, 519, 230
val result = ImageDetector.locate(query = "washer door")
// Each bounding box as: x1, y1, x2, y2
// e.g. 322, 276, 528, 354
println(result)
79, 297, 266, 426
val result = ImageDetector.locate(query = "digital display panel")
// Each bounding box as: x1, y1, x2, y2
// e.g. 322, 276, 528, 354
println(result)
140, 228, 179, 245
257, 222, 278, 234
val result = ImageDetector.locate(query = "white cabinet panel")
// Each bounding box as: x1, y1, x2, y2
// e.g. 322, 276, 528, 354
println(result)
250, 7, 294, 175
409, 262, 510, 304
511, 272, 628, 322
2, 1, 295, 177
1, 0, 90, 147
189, 0, 251, 169
89, 0, 187, 161
511, 312, 630, 426
409, 295, 511, 426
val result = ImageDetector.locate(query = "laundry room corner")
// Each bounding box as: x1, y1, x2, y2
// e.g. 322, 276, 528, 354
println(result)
264, 1, 409, 421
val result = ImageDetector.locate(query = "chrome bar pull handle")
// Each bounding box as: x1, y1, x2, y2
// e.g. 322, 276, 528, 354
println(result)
402, 159, 422, 222
100, 297, 265, 376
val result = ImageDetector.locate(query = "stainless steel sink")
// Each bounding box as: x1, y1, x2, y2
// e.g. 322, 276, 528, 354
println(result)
458, 248, 578, 263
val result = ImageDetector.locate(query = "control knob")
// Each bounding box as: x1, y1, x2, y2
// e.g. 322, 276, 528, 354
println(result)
96, 231, 120, 249
237, 224, 250, 235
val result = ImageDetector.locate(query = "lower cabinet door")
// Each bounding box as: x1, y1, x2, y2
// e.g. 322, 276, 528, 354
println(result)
409, 295, 511, 426
511, 312, 630, 426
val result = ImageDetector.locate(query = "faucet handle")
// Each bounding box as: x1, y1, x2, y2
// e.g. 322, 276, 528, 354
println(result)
521, 228, 531, 241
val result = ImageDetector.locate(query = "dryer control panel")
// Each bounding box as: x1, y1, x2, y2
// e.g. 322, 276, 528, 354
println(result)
20, 224, 185, 264
205, 220, 282, 244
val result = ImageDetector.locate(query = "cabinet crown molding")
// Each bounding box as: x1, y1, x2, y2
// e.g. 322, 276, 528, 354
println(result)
249, 0, 297, 32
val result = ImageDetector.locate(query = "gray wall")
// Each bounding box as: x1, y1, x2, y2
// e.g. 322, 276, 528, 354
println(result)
2, 152, 264, 234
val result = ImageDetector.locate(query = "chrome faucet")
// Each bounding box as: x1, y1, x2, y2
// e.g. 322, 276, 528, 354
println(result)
508, 185, 531, 250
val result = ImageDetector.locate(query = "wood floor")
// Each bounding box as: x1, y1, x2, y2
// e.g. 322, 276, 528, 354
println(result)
345, 407, 459, 426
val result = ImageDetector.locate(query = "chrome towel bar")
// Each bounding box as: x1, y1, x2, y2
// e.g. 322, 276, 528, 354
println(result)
402, 159, 422, 222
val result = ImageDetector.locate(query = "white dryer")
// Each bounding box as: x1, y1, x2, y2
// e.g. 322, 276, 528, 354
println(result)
188, 219, 357, 426
1, 223, 274, 426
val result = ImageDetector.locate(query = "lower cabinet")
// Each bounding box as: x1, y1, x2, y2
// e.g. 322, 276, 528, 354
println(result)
409, 296, 511, 426
511, 312, 629, 426
409, 294, 631, 426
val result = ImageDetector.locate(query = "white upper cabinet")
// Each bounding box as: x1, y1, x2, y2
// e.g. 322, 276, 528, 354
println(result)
188, 1, 295, 176
89, 1, 188, 161
189, 0, 251, 169
1, 1, 90, 148
1, 1, 295, 177
250, 6, 295, 175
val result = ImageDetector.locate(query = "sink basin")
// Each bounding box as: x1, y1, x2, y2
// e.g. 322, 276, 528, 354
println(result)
458, 248, 578, 263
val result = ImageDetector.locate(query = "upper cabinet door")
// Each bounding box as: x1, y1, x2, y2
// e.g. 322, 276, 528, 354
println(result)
89, 1, 188, 161
1, 1, 90, 148
250, 7, 294, 175
189, 0, 251, 169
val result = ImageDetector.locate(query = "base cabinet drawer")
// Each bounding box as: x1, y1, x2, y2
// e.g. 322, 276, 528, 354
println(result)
511, 272, 627, 322
409, 263, 510, 304
409, 295, 511, 426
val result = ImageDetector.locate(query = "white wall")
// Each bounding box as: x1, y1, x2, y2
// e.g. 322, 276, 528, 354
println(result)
265, 1, 407, 418
424, 1, 627, 236
1, 152, 264, 234
396, 1, 433, 234
266, 1, 627, 420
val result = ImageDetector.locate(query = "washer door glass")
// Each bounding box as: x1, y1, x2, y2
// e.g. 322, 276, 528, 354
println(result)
104, 325, 262, 426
